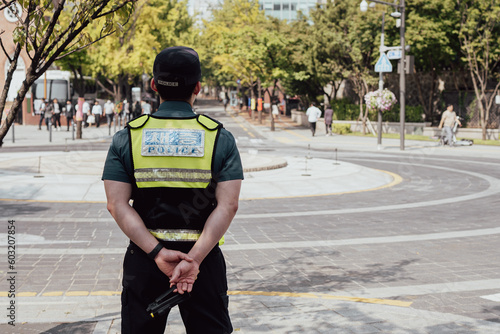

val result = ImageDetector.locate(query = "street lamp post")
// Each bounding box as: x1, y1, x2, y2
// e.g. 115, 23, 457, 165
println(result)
361, 0, 406, 151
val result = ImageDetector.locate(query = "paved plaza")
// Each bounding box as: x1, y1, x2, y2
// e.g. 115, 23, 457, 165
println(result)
1, 100, 500, 333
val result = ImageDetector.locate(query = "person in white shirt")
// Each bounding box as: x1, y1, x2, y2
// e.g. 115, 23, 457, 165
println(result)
104, 100, 115, 128
82, 100, 90, 127
92, 100, 103, 128
141, 100, 152, 115
306, 102, 322, 136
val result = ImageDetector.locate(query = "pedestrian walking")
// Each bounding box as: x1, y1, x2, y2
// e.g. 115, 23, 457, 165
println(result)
306, 102, 322, 136
142, 100, 152, 115
44, 100, 53, 131
223, 92, 229, 112
103, 46, 243, 334
52, 98, 62, 130
104, 100, 115, 128
133, 100, 142, 118
65, 100, 74, 131
272, 103, 280, 119
37, 99, 46, 130
115, 101, 124, 127
92, 100, 103, 127
82, 100, 90, 127
324, 104, 333, 136
123, 99, 130, 122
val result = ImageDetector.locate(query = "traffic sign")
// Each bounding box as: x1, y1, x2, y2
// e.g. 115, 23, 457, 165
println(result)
375, 53, 393, 73
387, 50, 402, 60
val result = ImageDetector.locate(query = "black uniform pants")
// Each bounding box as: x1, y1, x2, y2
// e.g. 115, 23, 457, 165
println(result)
121, 242, 233, 334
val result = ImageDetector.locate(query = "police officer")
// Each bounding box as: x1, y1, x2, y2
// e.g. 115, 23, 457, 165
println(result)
102, 46, 243, 333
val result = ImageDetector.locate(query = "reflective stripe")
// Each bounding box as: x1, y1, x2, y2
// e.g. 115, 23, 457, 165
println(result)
149, 229, 202, 242
149, 229, 225, 245
135, 168, 211, 183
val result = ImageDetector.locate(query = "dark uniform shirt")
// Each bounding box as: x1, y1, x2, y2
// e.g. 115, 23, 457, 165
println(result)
102, 101, 244, 184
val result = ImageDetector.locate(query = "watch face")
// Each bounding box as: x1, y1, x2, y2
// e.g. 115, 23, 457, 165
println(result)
4, 2, 22, 23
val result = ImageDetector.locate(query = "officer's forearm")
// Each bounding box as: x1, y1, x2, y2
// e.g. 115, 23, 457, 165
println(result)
188, 180, 241, 264
104, 180, 159, 255
189, 206, 237, 264
113, 204, 159, 254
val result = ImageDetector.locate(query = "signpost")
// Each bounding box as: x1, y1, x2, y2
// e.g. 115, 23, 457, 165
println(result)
387, 50, 402, 59
375, 53, 392, 73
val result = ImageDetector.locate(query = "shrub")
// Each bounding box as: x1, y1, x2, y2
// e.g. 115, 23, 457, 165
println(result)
333, 123, 352, 134
385, 105, 424, 122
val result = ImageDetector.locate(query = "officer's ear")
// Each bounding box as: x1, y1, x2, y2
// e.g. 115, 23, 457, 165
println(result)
193, 82, 201, 96
151, 79, 158, 92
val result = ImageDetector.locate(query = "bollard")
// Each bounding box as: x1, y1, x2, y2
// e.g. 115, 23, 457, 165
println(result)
34, 156, 44, 178
333, 148, 340, 165
11, 123, 15, 143
302, 144, 312, 176
72, 119, 75, 140
49, 122, 52, 142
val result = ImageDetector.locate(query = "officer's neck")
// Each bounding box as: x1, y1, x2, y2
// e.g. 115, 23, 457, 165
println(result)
160, 94, 196, 108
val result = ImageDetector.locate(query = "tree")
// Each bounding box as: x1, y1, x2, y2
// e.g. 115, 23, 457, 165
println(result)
56, 49, 92, 98
0, 0, 136, 146
403, 0, 462, 123
457, 0, 500, 140
201, 0, 267, 93
86, 0, 196, 103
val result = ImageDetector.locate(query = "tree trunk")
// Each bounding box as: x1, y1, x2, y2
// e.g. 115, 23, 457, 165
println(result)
257, 78, 262, 124
0, 45, 22, 124
0, 75, 35, 146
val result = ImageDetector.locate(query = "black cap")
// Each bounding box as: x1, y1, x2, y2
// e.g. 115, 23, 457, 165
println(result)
153, 46, 201, 87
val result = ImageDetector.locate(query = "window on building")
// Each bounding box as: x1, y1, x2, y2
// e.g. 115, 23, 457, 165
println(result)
274, 3, 281, 10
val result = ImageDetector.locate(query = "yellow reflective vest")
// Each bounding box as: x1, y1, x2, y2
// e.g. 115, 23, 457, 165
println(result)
128, 114, 221, 189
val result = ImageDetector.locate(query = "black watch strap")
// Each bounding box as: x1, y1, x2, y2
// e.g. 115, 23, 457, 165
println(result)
147, 242, 164, 260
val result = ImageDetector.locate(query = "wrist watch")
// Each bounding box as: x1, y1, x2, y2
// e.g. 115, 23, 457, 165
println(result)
147, 242, 164, 260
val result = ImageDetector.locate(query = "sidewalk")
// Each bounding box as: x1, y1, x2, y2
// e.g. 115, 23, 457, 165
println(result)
1, 123, 114, 149
235, 109, 500, 159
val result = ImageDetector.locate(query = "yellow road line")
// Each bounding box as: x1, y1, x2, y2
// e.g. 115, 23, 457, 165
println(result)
17, 292, 37, 297
283, 128, 312, 141
42, 291, 64, 297
231, 115, 256, 138
65, 291, 89, 296
0, 198, 106, 203
228, 291, 412, 307
0, 290, 411, 307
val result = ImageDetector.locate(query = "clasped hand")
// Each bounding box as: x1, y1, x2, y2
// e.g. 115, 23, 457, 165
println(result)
154, 248, 200, 294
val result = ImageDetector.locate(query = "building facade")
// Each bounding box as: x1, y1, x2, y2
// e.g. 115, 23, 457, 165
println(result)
1, 2, 32, 124
259, 0, 320, 21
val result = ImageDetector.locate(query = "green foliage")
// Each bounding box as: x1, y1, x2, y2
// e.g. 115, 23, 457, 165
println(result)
331, 98, 362, 121
200, 0, 292, 94
404, 0, 462, 72
332, 123, 352, 135
74, 0, 196, 98
384, 105, 425, 123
